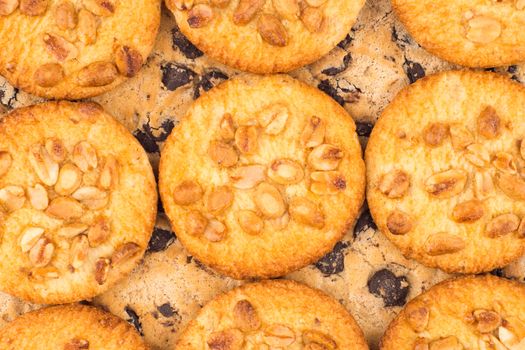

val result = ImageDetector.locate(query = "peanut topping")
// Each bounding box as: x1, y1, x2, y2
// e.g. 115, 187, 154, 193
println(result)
289, 196, 324, 228
310, 171, 346, 195
45, 138, 66, 163
77, 9, 98, 45
452, 200, 484, 223
254, 182, 286, 219
20, 227, 45, 253
308, 144, 343, 171
386, 209, 412, 235
235, 125, 258, 154
233, 300, 261, 331
170, 0, 194, 11
55, 163, 82, 195
302, 330, 336, 349
237, 210, 263, 235
20, 0, 47, 15
301, 116, 325, 148
43, 34, 78, 62
257, 104, 289, 135
88, 217, 110, 246
0, 186, 25, 212
273, 0, 299, 20
233, 0, 265, 25
64, 338, 89, 350
204, 219, 227, 242
77, 62, 118, 87
423, 123, 448, 147
466, 16, 502, 44
477, 106, 501, 139
207, 329, 244, 350
28, 237, 54, 267
424, 233, 466, 256
187, 3, 213, 28
27, 184, 48, 210
0, 0, 19, 15
82, 0, 114, 16
0, 151, 11, 177
115, 46, 143, 78
258, 14, 288, 47
449, 124, 474, 150
425, 169, 467, 199
219, 114, 235, 141
493, 152, 517, 174
495, 173, 525, 201
29, 144, 59, 186
474, 310, 501, 333
209, 141, 239, 168
379, 169, 410, 198
474, 171, 494, 200
34, 63, 64, 88
72, 186, 108, 210
70, 234, 89, 269
99, 156, 118, 190
429, 336, 461, 350
406, 306, 430, 332
305, 0, 327, 6
486, 213, 520, 238
55, 1, 77, 30
264, 324, 296, 347
57, 223, 88, 237
206, 186, 234, 213
173, 181, 203, 205
72, 141, 97, 172
231, 165, 266, 189
465, 143, 490, 168
95, 257, 110, 285
301, 6, 324, 33
46, 197, 83, 220
268, 159, 304, 185
186, 210, 208, 236
111, 242, 140, 266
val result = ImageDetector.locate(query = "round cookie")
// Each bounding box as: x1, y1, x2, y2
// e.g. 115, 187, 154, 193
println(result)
366, 70, 525, 274
391, 0, 525, 68
175, 279, 369, 349
0, 304, 148, 349
380, 275, 525, 349
165, 0, 365, 73
159, 74, 366, 279
0, 0, 160, 99
0, 101, 157, 304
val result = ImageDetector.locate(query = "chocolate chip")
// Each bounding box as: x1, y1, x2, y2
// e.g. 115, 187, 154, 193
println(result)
157, 303, 176, 317
317, 80, 345, 106
337, 33, 353, 50
314, 241, 350, 276
490, 268, 505, 277
356, 122, 374, 137
322, 53, 352, 76
133, 118, 176, 154
403, 58, 425, 84
147, 228, 176, 253
171, 26, 204, 59
161, 62, 196, 91
367, 269, 409, 307
508, 65, 518, 74
193, 70, 229, 99
354, 203, 377, 236
124, 306, 143, 335
391, 25, 414, 50
134, 129, 159, 153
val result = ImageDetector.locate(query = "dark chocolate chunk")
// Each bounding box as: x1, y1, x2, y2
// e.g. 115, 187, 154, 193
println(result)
490, 268, 505, 278
354, 203, 377, 236
367, 269, 409, 307
314, 241, 350, 276
322, 53, 352, 76
157, 303, 176, 317
508, 65, 518, 74
337, 33, 353, 50
124, 306, 143, 335
147, 228, 176, 253
356, 122, 374, 137
403, 58, 425, 84
391, 25, 414, 50
318, 79, 345, 106
171, 26, 204, 59
133, 118, 176, 154
161, 62, 197, 91
193, 70, 229, 99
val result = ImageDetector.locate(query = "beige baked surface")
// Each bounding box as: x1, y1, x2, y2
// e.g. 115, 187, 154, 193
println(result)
0, 0, 160, 99
392, 0, 525, 68
159, 74, 365, 279
166, 0, 365, 73
176, 279, 369, 349
0, 304, 148, 349
367, 70, 525, 274
381, 275, 525, 349
0, 101, 157, 304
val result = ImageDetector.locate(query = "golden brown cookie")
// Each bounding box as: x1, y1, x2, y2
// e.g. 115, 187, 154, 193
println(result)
0, 304, 148, 349
392, 0, 525, 68
165, 0, 365, 73
0, 101, 157, 304
0, 0, 160, 99
366, 70, 525, 274
381, 275, 525, 350
159, 74, 365, 279
175, 279, 369, 349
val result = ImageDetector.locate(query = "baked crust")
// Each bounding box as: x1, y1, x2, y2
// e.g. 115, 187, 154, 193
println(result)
0, 101, 157, 304
159, 74, 365, 279
366, 70, 525, 274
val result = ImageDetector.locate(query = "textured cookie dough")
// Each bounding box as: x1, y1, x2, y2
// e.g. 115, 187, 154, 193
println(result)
0, 0, 160, 99
0, 304, 148, 349
367, 70, 525, 274
159, 74, 366, 279
175, 279, 369, 349
381, 275, 525, 350
0, 101, 157, 304
392, 0, 525, 68
166, 0, 365, 73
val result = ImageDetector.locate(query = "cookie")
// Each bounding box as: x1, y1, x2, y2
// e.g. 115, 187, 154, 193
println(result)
0, 304, 148, 349
0, 0, 160, 99
380, 275, 525, 349
165, 0, 365, 73
175, 279, 368, 349
159, 74, 366, 279
366, 70, 525, 274
0, 101, 157, 304
391, 0, 525, 68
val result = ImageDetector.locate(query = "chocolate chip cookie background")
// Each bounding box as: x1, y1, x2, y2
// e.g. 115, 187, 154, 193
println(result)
0, 0, 524, 349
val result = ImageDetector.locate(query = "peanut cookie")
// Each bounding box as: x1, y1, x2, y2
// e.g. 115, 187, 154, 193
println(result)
366, 70, 525, 274
0, 0, 160, 99
165, 0, 365, 73
381, 275, 525, 350
0, 304, 148, 349
159, 74, 366, 279
175, 279, 369, 349
0, 101, 157, 304
391, 0, 525, 68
